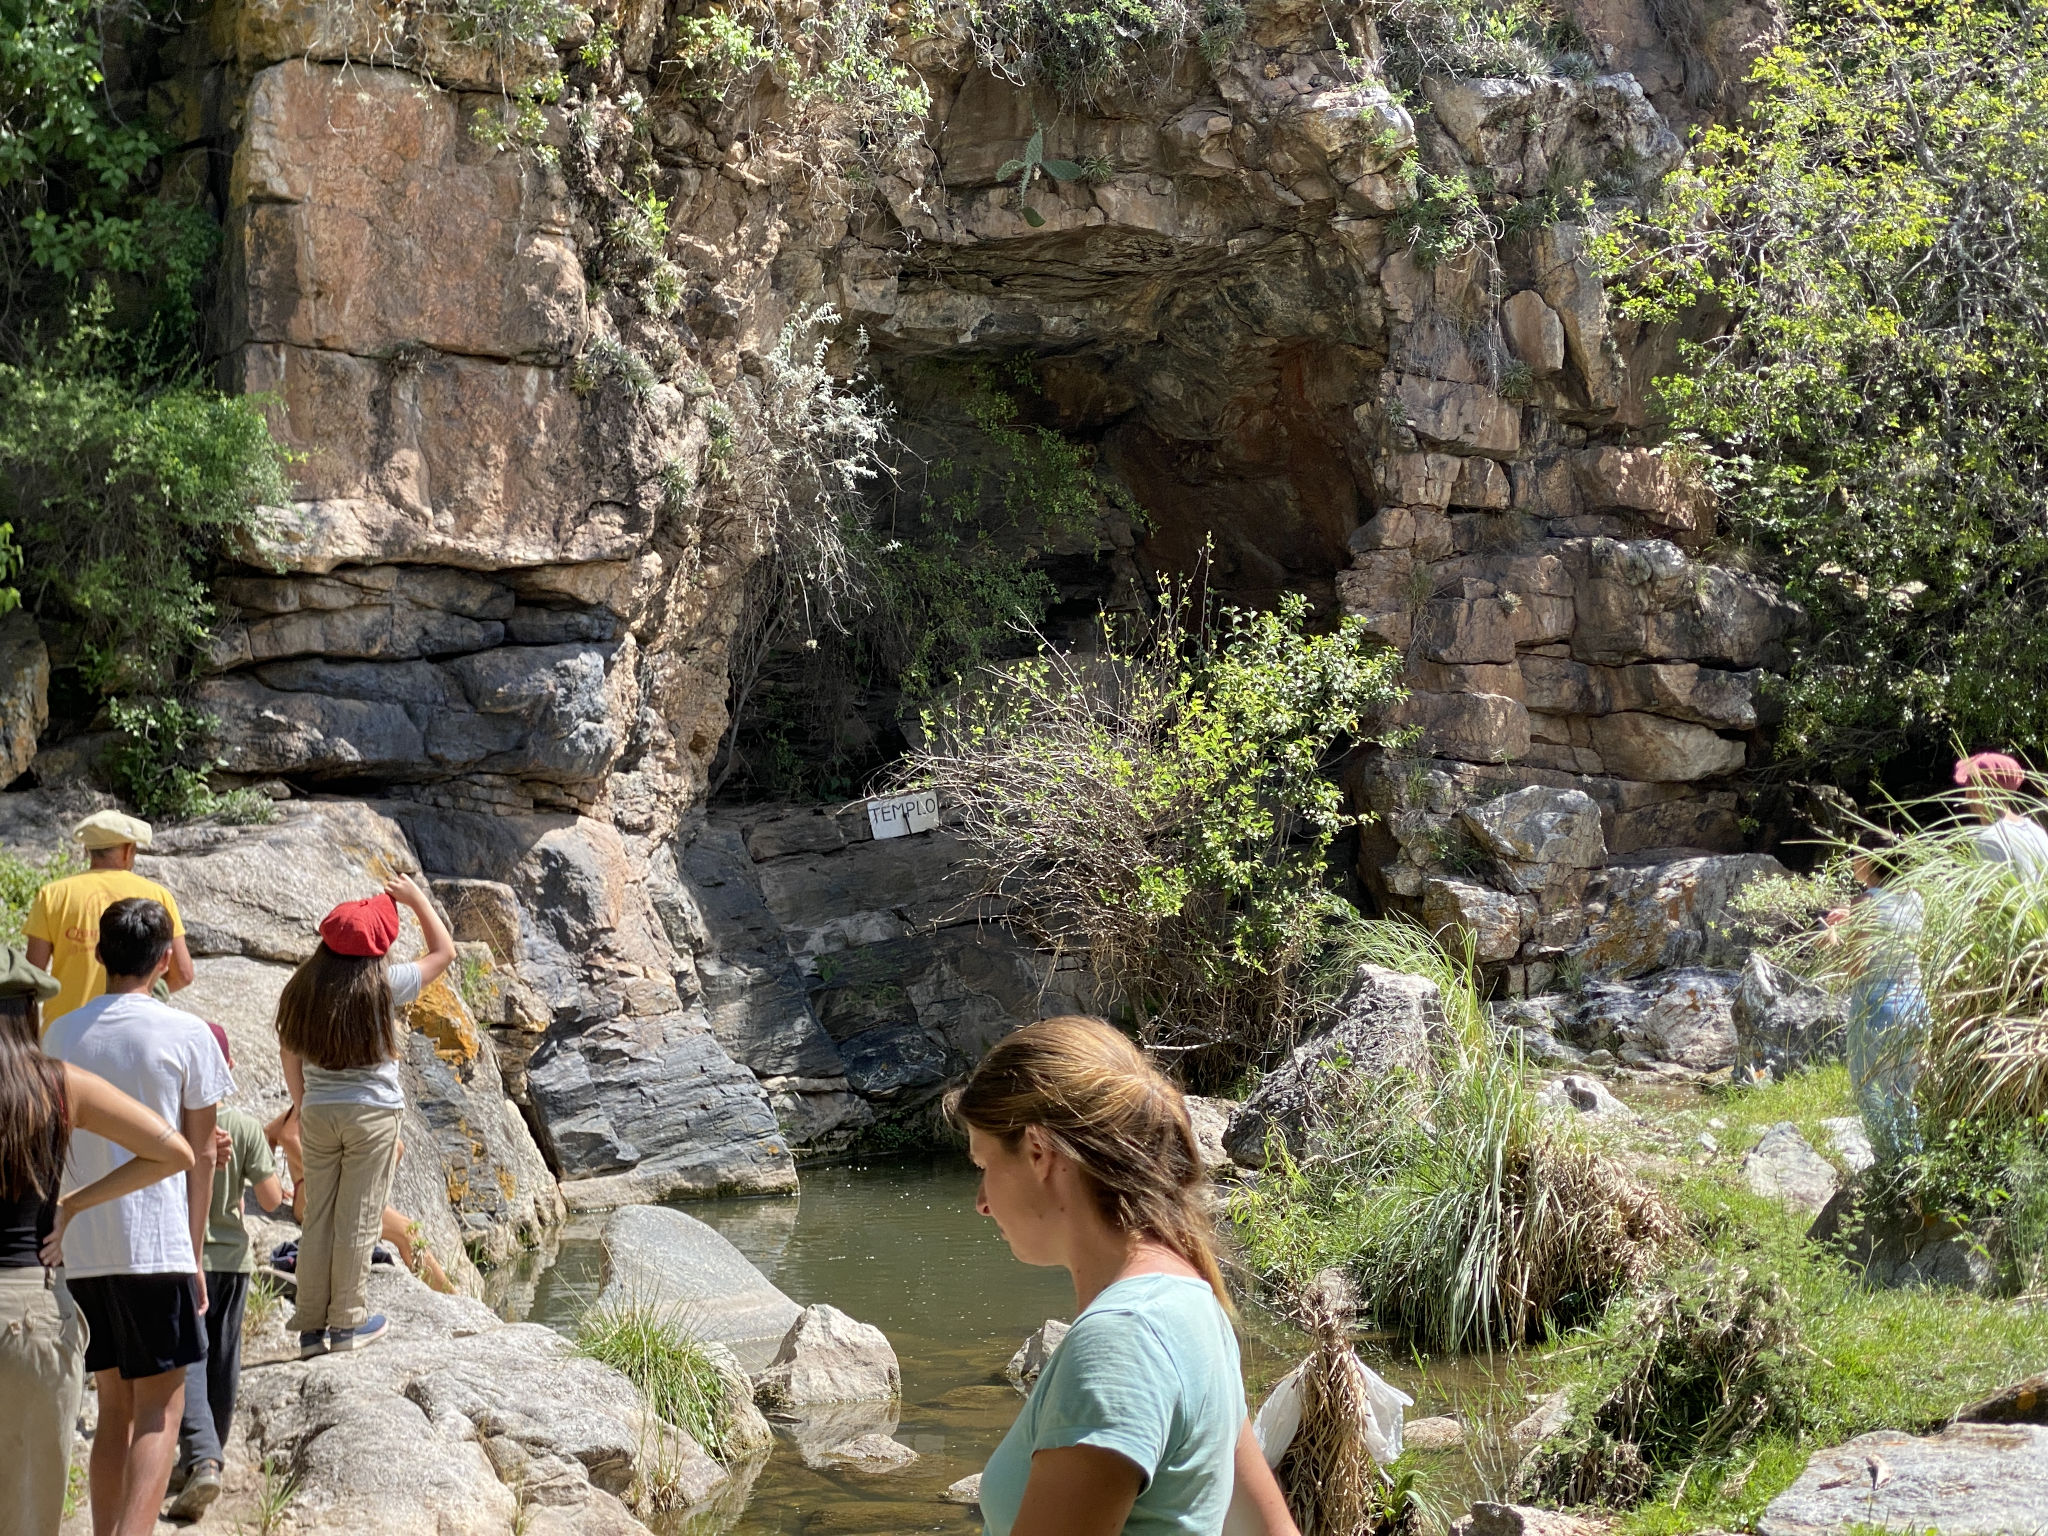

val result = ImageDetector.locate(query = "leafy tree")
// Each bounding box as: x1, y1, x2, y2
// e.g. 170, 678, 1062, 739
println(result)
903, 581, 1407, 1085
1596, 0, 2048, 780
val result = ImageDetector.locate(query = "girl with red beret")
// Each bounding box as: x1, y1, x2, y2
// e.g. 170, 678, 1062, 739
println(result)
276, 876, 453, 1358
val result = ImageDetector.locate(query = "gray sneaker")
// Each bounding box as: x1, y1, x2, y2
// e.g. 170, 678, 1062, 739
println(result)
326, 1313, 389, 1352
167, 1460, 222, 1520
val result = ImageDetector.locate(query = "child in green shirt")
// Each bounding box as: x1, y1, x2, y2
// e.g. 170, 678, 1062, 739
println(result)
170, 1103, 285, 1518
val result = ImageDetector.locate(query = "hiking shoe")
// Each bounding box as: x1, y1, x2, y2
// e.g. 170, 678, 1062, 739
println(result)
327, 1314, 388, 1352
298, 1330, 328, 1359
167, 1461, 222, 1520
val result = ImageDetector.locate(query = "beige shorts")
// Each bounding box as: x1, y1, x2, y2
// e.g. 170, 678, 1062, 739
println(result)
0, 1265, 88, 1534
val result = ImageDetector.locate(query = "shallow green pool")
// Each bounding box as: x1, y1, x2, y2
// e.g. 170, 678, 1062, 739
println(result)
491, 1156, 1494, 1535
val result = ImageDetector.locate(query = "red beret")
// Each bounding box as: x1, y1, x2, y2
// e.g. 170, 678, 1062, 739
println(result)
1954, 752, 2027, 791
318, 893, 400, 958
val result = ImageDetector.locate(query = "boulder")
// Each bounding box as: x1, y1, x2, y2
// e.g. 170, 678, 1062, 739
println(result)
753, 1303, 900, 1408
598, 1205, 801, 1374
1509, 1390, 1572, 1447
1742, 1123, 1838, 1215
1406, 1415, 1466, 1451
1579, 854, 1785, 978
1390, 374, 1521, 457
942, 1473, 984, 1505
1732, 954, 1846, 1081
1460, 786, 1606, 869
1956, 1371, 2048, 1425
1759, 1424, 2048, 1536
430, 877, 525, 965
1463, 1504, 1604, 1536
1535, 1074, 1631, 1120
1502, 290, 1566, 375
1808, 1183, 2001, 1291
232, 1261, 724, 1536
772, 1399, 902, 1469
1392, 691, 1532, 764
0, 610, 49, 786
1820, 1115, 1875, 1175
1005, 1318, 1071, 1392
1223, 965, 1444, 1162
1629, 968, 1738, 1072
1425, 876, 1527, 963
811, 1432, 918, 1472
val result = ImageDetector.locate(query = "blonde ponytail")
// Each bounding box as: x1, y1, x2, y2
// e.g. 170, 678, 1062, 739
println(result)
946, 1015, 1231, 1310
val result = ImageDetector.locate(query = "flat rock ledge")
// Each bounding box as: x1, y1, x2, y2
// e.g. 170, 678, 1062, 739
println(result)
235, 1263, 731, 1536
1759, 1423, 2048, 1536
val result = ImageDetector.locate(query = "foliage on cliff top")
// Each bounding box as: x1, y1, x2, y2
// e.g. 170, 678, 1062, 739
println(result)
903, 581, 1405, 1084
1596, 0, 2048, 781
1, 0, 291, 769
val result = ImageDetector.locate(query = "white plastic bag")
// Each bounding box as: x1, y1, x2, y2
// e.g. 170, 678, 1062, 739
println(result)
1222, 1354, 1413, 1535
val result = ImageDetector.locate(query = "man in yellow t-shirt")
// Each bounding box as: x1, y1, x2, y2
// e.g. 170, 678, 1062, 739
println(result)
24, 809, 196, 1029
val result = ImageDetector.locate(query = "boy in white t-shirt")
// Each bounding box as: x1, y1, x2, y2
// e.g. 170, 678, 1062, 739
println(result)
45, 898, 231, 1536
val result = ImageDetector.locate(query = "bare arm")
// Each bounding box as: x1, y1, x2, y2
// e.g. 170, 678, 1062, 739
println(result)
281, 1047, 306, 1111
182, 1102, 217, 1316
1230, 1421, 1301, 1536
1010, 1446, 1143, 1536
165, 934, 196, 993
386, 874, 455, 987
25, 936, 53, 973
42, 1066, 196, 1265
250, 1173, 287, 1213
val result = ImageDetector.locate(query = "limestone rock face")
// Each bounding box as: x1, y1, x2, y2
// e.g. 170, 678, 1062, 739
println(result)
1224, 964, 1443, 1162
754, 1303, 901, 1408
0, 611, 49, 785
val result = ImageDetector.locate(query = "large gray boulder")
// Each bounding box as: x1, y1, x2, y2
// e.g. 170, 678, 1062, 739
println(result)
598, 1204, 801, 1374
1733, 954, 1847, 1081
753, 1303, 900, 1408
234, 1261, 725, 1536
1459, 786, 1606, 871
1742, 1122, 1839, 1215
1224, 965, 1442, 1163
1566, 968, 1740, 1072
1580, 854, 1786, 978
1760, 1424, 2048, 1536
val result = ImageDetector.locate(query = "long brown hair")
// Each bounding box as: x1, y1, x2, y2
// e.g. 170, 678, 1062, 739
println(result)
946, 1014, 1230, 1309
0, 996, 67, 1203
276, 945, 400, 1071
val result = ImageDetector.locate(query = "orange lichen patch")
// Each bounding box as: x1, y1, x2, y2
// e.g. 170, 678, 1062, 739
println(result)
495, 1165, 519, 1201
408, 975, 481, 1064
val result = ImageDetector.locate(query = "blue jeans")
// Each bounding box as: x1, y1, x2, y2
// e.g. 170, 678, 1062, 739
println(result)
178, 1270, 248, 1469
1847, 975, 1929, 1166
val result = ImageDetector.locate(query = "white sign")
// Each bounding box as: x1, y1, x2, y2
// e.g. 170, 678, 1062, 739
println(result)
867, 790, 940, 840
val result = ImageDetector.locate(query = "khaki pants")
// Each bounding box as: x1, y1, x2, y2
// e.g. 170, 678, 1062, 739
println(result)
291, 1103, 402, 1334
0, 1266, 87, 1535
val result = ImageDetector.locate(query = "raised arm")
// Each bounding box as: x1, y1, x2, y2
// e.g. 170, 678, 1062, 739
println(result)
42, 1065, 196, 1265
386, 874, 455, 987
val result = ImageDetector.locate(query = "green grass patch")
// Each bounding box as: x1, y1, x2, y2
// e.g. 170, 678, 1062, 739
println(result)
575, 1301, 741, 1461
1654, 1062, 1861, 1171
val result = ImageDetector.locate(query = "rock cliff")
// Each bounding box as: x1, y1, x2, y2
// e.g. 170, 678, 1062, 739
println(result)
7, 0, 1797, 1184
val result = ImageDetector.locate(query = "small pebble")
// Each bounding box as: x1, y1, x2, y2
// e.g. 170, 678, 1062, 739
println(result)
941, 1474, 981, 1506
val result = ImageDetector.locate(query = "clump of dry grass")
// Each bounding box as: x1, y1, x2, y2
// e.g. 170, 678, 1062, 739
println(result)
1519, 1260, 1808, 1507
1276, 1281, 1382, 1536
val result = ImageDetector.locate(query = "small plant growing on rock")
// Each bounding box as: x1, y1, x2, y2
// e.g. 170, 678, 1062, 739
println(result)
576, 1301, 749, 1470
997, 124, 1089, 227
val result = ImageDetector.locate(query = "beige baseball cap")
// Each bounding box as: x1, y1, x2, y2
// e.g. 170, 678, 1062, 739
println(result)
73, 809, 154, 850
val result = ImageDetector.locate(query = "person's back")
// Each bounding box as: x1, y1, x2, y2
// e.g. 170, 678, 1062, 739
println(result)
25, 810, 188, 1029
988, 1273, 1243, 1536
1975, 814, 2048, 881
44, 992, 228, 1278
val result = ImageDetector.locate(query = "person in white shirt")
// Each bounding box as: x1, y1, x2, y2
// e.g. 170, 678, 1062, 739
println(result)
44, 899, 230, 1536
1955, 751, 2048, 878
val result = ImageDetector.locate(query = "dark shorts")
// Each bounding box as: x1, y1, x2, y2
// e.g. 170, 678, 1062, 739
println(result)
67, 1273, 207, 1380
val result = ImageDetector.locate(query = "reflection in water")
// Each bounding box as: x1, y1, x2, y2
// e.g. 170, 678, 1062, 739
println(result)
492, 1156, 1504, 1536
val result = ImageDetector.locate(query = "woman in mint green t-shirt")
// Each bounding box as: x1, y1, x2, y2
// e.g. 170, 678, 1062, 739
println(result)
951, 1016, 1298, 1536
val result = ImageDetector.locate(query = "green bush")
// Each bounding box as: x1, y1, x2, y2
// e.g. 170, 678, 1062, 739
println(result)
904, 584, 1406, 1084
1230, 920, 1686, 1349
1594, 0, 2048, 777
0, 845, 82, 948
